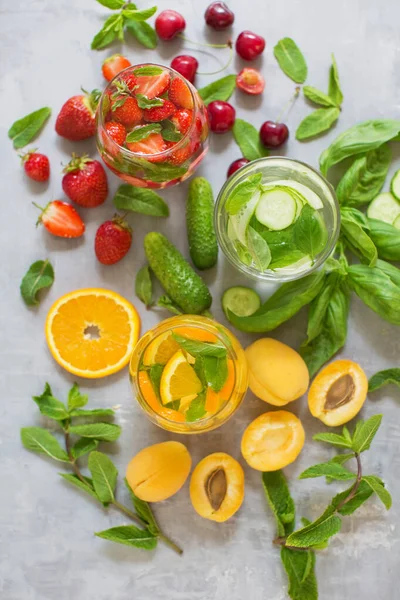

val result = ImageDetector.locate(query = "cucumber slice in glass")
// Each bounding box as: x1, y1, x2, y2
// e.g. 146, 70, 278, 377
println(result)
367, 192, 400, 224
255, 189, 297, 230
394, 214, 400, 230
391, 169, 400, 201
222, 286, 261, 317
262, 180, 323, 210
229, 189, 261, 245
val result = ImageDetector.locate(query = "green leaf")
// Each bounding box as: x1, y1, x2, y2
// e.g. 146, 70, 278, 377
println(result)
172, 333, 227, 358
113, 153, 187, 183
202, 355, 228, 392
286, 506, 342, 548
296, 107, 340, 141
69, 408, 115, 418
369, 368, 400, 392
280, 547, 318, 600
347, 264, 400, 326
8, 107, 51, 149
95, 0, 124, 8
368, 218, 400, 262
69, 423, 121, 442
262, 471, 296, 538
273, 37, 308, 83
320, 119, 400, 176
185, 391, 207, 422
125, 19, 157, 49
299, 461, 355, 480
113, 184, 169, 217
71, 438, 99, 459
67, 383, 88, 410
91, 13, 123, 50
33, 384, 69, 421
362, 475, 392, 509
135, 265, 153, 307
312, 432, 353, 449
225, 172, 262, 215
376, 258, 400, 287
293, 204, 328, 259
59, 473, 99, 500
351, 414, 383, 453
302, 271, 339, 344
133, 66, 164, 76
255, 223, 305, 269
126, 123, 162, 142
198, 75, 236, 105
331, 452, 354, 465
232, 119, 269, 161
88, 451, 118, 504
331, 480, 374, 515
122, 6, 157, 21
124, 478, 160, 535
20, 259, 54, 306
246, 226, 271, 270
328, 54, 343, 106
157, 295, 183, 315
341, 212, 377, 267
21, 427, 69, 462
148, 364, 164, 401
303, 86, 337, 107
136, 94, 164, 109
95, 525, 157, 550
161, 120, 183, 142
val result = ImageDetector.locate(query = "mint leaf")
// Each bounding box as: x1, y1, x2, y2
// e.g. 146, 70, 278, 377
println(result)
331, 480, 374, 516
202, 355, 228, 392
60, 473, 99, 500
172, 333, 226, 358
21, 427, 69, 462
351, 414, 382, 453
68, 383, 88, 410
262, 471, 295, 538
198, 75, 236, 105
91, 13, 123, 50
124, 478, 160, 535
225, 172, 262, 215
135, 265, 153, 307
273, 37, 308, 83
157, 295, 183, 315
331, 452, 354, 466
122, 6, 157, 21
148, 364, 164, 401
95, 525, 157, 550
95, 0, 124, 8
247, 226, 271, 271
286, 506, 342, 548
20, 259, 54, 306
293, 204, 328, 259
8, 107, 51, 149
369, 369, 400, 392
113, 184, 169, 217
362, 476, 392, 509
133, 66, 164, 76
232, 119, 269, 161
126, 123, 162, 143
33, 383, 69, 421
88, 451, 118, 504
161, 120, 183, 142
136, 94, 164, 109
69, 408, 115, 418
125, 19, 157, 49
312, 432, 353, 449
299, 461, 355, 481
71, 438, 99, 459
303, 86, 337, 107
281, 547, 318, 600
185, 391, 207, 422
328, 54, 343, 106
296, 107, 340, 141
69, 423, 121, 442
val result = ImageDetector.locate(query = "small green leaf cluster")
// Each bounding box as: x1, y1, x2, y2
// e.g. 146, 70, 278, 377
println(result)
91, 1, 157, 50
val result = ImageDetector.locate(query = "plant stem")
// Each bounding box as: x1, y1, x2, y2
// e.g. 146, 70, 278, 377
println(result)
197, 45, 234, 76
336, 452, 362, 511
64, 430, 87, 485
178, 33, 232, 49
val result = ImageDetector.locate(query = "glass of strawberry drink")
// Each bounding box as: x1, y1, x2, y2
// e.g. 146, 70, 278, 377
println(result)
96, 63, 209, 189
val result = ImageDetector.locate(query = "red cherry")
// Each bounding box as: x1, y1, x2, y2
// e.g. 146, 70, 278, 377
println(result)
155, 10, 186, 40
227, 158, 250, 178
207, 101, 236, 134
171, 55, 199, 84
260, 121, 289, 148
236, 68, 265, 95
204, 2, 234, 30
236, 31, 265, 61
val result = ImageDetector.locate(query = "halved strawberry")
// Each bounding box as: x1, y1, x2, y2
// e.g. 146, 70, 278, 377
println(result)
112, 96, 143, 127
102, 55, 132, 82
143, 100, 176, 122
168, 78, 193, 109
168, 140, 200, 166
35, 200, 85, 238
126, 133, 167, 161
171, 108, 193, 134
131, 70, 170, 99
104, 121, 127, 146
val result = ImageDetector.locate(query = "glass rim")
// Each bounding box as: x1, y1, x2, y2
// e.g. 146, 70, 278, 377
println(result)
214, 155, 341, 283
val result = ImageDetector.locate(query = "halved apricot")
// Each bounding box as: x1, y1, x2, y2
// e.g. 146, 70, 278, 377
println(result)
190, 452, 244, 522
308, 359, 368, 426
245, 338, 309, 406
241, 411, 305, 471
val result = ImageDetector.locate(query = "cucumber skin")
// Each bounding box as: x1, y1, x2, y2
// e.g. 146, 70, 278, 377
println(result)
144, 232, 212, 314
186, 177, 218, 270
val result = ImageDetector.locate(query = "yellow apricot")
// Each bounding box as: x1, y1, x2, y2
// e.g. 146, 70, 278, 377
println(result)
245, 338, 309, 406
190, 452, 244, 522
126, 441, 191, 502
241, 411, 305, 471
308, 359, 368, 426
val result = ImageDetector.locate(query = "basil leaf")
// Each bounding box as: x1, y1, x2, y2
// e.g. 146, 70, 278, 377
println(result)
320, 119, 400, 176
347, 264, 400, 325
341, 213, 378, 267
368, 218, 400, 261
88, 451, 118, 504
20, 259, 54, 306
202, 355, 228, 392
227, 270, 325, 333
376, 259, 400, 287
133, 66, 163, 76
369, 369, 400, 392
340, 206, 370, 229
172, 333, 227, 358
125, 19, 157, 49
21, 427, 69, 462
303, 271, 339, 344
246, 226, 271, 270
122, 6, 157, 21
232, 119, 269, 161
303, 86, 337, 108
336, 145, 392, 206
135, 265, 153, 307
296, 107, 340, 141
126, 124, 162, 142
198, 75, 236, 105
95, 525, 157, 550
91, 13, 123, 50
328, 54, 343, 106
161, 120, 183, 142
273, 37, 308, 84
8, 107, 51, 149
95, 0, 124, 8
293, 205, 328, 259
136, 95, 164, 109
225, 172, 262, 215
185, 391, 207, 422
114, 184, 169, 217
254, 223, 305, 268
157, 295, 183, 315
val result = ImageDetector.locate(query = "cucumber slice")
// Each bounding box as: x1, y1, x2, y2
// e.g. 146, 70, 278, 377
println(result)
263, 180, 323, 210
222, 286, 261, 317
229, 189, 261, 245
394, 214, 400, 230
255, 189, 297, 231
391, 169, 400, 201
367, 192, 400, 225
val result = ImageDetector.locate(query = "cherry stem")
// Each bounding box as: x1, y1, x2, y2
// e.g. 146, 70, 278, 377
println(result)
197, 44, 234, 76
178, 33, 232, 49
276, 86, 301, 124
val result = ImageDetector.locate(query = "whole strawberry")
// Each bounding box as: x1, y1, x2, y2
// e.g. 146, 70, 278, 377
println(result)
55, 88, 101, 141
95, 216, 132, 265
62, 154, 108, 208
34, 200, 85, 238
21, 149, 50, 182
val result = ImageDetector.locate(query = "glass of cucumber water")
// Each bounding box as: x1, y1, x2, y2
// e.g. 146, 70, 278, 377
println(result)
215, 157, 340, 281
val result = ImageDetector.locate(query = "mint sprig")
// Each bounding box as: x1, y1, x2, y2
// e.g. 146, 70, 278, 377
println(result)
91, 1, 158, 50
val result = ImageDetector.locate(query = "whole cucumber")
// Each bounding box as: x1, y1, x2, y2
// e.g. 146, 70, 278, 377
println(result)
186, 177, 218, 270
144, 232, 212, 314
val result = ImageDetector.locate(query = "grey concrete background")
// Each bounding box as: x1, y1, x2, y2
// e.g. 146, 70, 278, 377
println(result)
1, 0, 399, 598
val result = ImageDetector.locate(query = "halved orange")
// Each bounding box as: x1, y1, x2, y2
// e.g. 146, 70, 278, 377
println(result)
160, 350, 202, 405
45, 288, 140, 378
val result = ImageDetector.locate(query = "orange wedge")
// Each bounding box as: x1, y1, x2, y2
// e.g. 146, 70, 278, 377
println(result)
45, 288, 140, 378
138, 371, 185, 422
143, 331, 180, 366
160, 350, 202, 405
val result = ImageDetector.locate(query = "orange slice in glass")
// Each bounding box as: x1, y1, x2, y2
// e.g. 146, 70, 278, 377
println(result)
143, 331, 180, 366
160, 350, 202, 405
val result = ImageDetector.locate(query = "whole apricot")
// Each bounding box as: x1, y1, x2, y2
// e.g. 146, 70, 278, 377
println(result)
241, 411, 305, 471
190, 452, 244, 522
245, 338, 309, 406
126, 441, 191, 502
308, 359, 368, 426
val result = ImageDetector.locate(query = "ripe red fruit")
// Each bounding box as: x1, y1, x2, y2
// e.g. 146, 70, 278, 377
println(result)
112, 96, 143, 127
143, 100, 176, 122
227, 158, 250, 178
236, 68, 265, 95
62, 154, 108, 208
207, 100, 236, 133
21, 150, 50, 182
34, 200, 85, 238
236, 31, 265, 61
171, 109, 193, 135
168, 140, 199, 166
170, 55, 198, 84
155, 9, 186, 40
168, 78, 193, 109
260, 121, 289, 148
102, 54, 131, 81
205, 2, 234, 30
128, 70, 170, 98
105, 121, 127, 146
55, 89, 100, 141
95, 217, 132, 265
126, 133, 167, 159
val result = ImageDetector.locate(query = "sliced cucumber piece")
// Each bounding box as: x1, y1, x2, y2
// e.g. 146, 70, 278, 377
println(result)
394, 214, 400, 230
262, 180, 323, 210
222, 286, 261, 317
367, 192, 400, 225
391, 169, 400, 201
255, 189, 297, 231
227, 218, 237, 241
229, 189, 261, 245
